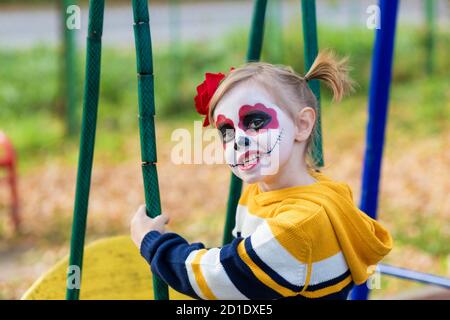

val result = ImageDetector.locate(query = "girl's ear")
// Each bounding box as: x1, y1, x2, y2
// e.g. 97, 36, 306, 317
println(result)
294, 107, 316, 142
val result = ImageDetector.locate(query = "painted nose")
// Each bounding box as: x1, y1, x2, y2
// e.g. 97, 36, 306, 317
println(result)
234, 136, 250, 150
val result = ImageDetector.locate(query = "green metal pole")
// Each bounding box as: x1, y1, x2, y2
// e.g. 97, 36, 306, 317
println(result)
301, 0, 324, 167
61, 0, 78, 136
66, 0, 104, 300
222, 0, 267, 245
131, 0, 169, 300
246, 0, 268, 62
425, 0, 435, 74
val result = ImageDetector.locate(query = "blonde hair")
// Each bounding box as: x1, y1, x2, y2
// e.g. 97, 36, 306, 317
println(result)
207, 50, 354, 169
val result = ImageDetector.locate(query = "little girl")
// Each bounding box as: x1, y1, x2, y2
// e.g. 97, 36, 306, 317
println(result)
130, 51, 393, 300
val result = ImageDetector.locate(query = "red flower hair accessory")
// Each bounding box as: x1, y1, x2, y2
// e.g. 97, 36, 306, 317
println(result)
194, 68, 235, 127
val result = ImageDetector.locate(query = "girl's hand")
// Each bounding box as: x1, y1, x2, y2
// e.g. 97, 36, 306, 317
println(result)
130, 204, 170, 248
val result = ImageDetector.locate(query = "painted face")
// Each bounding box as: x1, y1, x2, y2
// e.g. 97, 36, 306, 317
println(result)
213, 83, 296, 184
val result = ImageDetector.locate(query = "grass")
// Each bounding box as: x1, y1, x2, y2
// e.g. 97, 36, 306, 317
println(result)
1, 24, 449, 169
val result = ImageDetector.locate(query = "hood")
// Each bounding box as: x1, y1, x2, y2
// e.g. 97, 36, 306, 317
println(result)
309, 171, 393, 284
253, 171, 393, 285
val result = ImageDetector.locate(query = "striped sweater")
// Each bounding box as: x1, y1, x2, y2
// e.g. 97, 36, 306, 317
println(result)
140, 171, 392, 300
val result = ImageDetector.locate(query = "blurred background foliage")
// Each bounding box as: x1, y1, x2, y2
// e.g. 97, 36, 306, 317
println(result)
1, 25, 449, 164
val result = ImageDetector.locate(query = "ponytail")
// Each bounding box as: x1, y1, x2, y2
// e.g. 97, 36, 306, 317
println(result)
304, 50, 354, 102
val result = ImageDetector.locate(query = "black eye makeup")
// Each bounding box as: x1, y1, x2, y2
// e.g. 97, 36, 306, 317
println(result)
241, 111, 272, 131
218, 123, 235, 143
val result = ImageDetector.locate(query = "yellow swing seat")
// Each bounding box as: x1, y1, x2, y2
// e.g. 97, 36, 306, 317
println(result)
21, 235, 191, 300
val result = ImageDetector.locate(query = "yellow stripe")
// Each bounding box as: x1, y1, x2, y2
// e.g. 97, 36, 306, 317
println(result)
191, 249, 217, 300
236, 241, 299, 297
300, 275, 353, 299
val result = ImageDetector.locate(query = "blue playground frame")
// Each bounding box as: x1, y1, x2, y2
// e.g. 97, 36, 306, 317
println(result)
350, 0, 450, 299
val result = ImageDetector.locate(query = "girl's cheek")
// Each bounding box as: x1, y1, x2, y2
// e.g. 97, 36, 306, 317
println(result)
222, 140, 233, 151
246, 128, 267, 136
257, 129, 279, 150
224, 145, 236, 165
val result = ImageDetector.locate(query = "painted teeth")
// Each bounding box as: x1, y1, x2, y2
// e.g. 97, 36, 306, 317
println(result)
242, 155, 259, 164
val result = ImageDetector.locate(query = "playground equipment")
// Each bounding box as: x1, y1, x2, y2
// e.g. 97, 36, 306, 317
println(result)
349, 0, 450, 299
0, 131, 20, 231
22, 236, 189, 299
23, 0, 450, 300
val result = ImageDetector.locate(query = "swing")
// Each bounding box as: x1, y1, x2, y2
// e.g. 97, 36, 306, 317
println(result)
22, 0, 295, 300
21, 236, 188, 299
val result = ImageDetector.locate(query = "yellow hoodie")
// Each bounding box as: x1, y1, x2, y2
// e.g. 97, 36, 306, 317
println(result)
141, 170, 393, 300
231, 170, 393, 298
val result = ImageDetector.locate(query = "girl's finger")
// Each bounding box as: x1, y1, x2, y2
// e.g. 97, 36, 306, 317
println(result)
138, 204, 147, 216
155, 214, 170, 225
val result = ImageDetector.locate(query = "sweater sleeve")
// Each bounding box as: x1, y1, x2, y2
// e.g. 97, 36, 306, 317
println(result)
140, 214, 312, 300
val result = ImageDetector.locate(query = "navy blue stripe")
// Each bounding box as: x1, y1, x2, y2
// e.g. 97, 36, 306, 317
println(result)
280, 281, 354, 300
306, 269, 352, 292
141, 231, 203, 300
244, 237, 303, 292
220, 237, 283, 299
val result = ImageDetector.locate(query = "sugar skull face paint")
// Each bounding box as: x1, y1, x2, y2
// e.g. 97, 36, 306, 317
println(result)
216, 114, 235, 146
213, 83, 297, 184
238, 103, 279, 134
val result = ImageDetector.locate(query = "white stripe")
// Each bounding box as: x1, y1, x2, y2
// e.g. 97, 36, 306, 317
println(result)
232, 204, 246, 238
309, 251, 349, 285
199, 248, 248, 300
233, 204, 265, 238
185, 250, 206, 299
250, 222, 307, 287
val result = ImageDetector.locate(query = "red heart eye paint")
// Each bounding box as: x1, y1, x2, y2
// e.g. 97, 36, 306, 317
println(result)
216, 114, 234, 129
216, 114, 235, 148
238, 103, 279, 133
